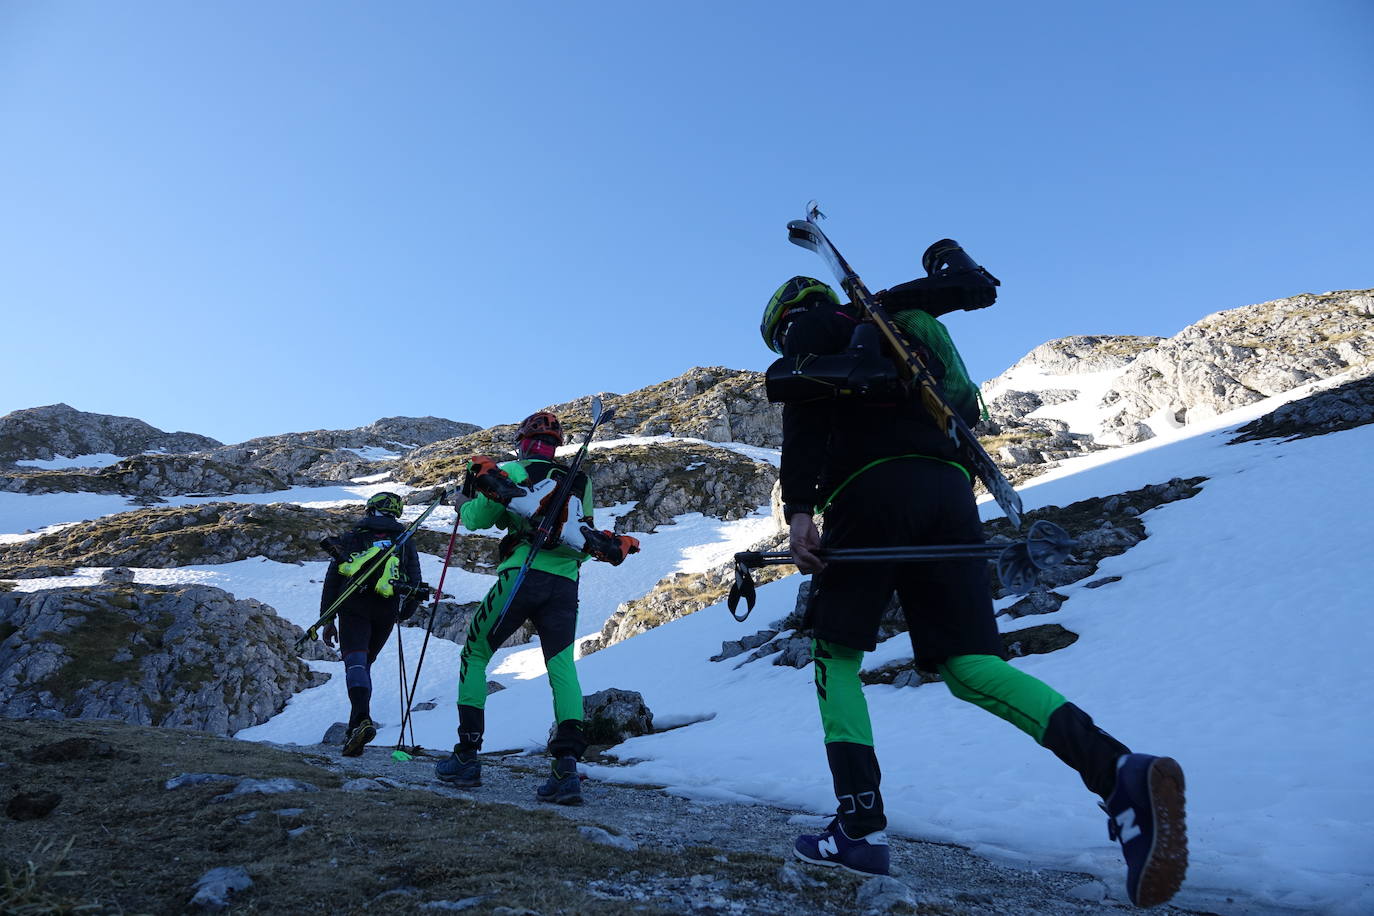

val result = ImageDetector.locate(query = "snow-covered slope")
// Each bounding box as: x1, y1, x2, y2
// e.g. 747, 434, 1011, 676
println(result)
246, 376, 1370, 914
5, 373, 1372, 913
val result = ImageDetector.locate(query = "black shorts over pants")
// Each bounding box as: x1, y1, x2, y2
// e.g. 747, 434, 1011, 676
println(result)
804, 457, 1003, 670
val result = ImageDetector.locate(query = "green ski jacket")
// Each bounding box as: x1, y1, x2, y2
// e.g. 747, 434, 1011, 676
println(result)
459, 458, 595, 581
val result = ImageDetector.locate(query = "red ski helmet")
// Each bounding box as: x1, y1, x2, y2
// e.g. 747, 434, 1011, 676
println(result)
516, 411, 563, 447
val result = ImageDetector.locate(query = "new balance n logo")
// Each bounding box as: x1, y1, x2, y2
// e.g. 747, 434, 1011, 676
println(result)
1115, 808, 1142, 843
817, 836, 839, 858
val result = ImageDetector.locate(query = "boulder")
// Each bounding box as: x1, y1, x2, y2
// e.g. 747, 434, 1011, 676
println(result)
0, 584, 326, 734
580, 688, 654, 745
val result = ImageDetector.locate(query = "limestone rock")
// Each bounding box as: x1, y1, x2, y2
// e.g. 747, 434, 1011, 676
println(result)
581, 688, 654, 745
397, 368, 781, 488
0, 501, 459, 576
190, 865, 253, 910
0, 584, 326, 734
1095, 289, 1374, 442
583, 529, 789, 655
0, 403, 220, 465
402, 440, 777, 534
1231, 369, 1374, 443
0, 454, 292, 498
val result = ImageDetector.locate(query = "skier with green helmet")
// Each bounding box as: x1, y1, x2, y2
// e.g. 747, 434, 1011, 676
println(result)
434, 409, 639, 804
320, 490, 430, 757
765, 262, 1187, 908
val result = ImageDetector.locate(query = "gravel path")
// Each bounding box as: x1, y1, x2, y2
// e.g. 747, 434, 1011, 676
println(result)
322, 742, 1210, 915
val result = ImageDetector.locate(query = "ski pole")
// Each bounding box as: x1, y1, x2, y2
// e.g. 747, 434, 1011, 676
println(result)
394, 508, 463, 759
727, 520, 1075, 621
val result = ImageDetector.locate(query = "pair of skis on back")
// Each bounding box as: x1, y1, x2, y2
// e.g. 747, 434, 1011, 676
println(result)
728, 204, 1065, 619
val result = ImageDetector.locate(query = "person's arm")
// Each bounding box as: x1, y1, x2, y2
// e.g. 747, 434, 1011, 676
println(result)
779, 305, 851, 573
319, 559, 344, 648
778, 305, 848, 522
459, 492, 507, 532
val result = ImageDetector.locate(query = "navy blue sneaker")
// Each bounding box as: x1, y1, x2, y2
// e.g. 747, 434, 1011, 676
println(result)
1103, 754, 1188, 907
434, 747, 481, 787
535, 756, 583, 805
793, 819, 890, 876
341, 719, 376, 757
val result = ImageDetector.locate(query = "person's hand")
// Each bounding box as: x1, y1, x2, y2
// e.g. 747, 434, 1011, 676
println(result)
789, 514, 825, 574
322, 621, 338, 650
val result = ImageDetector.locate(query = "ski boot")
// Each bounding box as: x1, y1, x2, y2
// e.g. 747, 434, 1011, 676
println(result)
1103, 754, 1188, 907
341, 719, 376, 757
535, 755, 582, 805
793, 818, 890, 876
434, 747, 482, 787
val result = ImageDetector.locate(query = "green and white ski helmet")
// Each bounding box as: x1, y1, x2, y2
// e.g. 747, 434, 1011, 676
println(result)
366, 491, 405, 518
761, 276, 840, 354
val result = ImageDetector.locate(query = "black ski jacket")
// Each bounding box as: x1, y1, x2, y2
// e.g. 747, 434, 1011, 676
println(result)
319, 514, 424, 621
779, 302, 964, 518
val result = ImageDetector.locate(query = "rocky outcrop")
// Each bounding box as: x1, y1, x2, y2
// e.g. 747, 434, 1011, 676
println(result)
0, 584, 326, 734
396, 368, 780, 484
401, 440, 777, 534
1, 454, 291, 498
0, 404, 220, 465
580, 688, 654, 745
199, 415, 480, 483
0, 502, 466, 576
568, 367, 777, 447
589, 442, 777, 532
1097, 290, 1374, 443
1230, 369, 1374, 444
582, 530, 790, 655
994, 335, 1163, 377
363, 416, 481, 446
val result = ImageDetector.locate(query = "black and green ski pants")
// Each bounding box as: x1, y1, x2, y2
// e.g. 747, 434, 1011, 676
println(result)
813, 639, 1129, 837
456, 567, 587, 759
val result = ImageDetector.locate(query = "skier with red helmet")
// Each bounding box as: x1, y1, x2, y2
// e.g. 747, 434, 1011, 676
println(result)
435, 409, 638, 804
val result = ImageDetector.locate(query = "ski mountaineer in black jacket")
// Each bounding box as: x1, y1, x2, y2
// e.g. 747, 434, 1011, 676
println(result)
763, 273, 1187, 907
320, 491, 430, 757
434, 410, 639, 804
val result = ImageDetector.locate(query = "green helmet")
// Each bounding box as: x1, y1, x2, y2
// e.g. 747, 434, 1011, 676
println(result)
761, 276, 840, 354
366, 491, 405, 518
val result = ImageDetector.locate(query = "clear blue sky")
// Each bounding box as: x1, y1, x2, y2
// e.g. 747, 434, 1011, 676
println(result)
2, 1, 1370, 444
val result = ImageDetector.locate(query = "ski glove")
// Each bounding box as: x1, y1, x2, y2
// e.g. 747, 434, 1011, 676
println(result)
463, 455, 524, 504
581, 527, 641, 565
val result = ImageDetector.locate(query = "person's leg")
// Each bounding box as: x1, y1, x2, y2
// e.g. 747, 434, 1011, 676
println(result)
938, 654, 1129, 798
454, 569, 534, 752
524, 572, 587, 804
525, 572, 586, 758
812, 639, 884, 834
337, 613, 375, 733
338, 612, 380, 756
437, 569, 530, 784
792, 636, 891, 875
